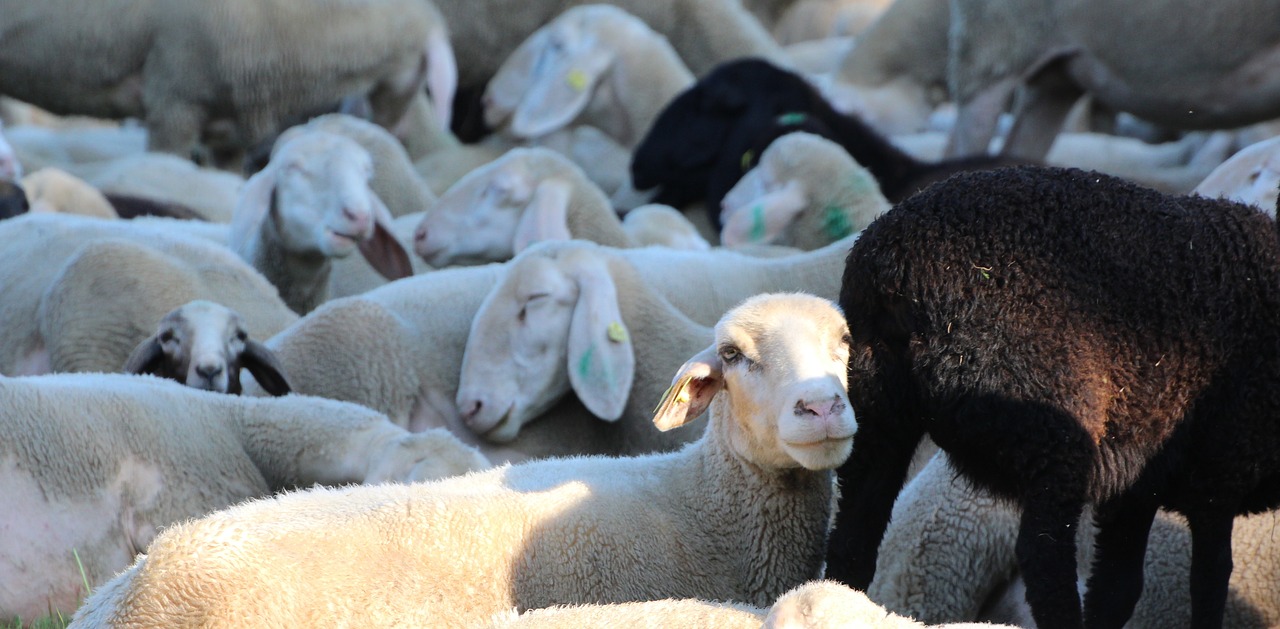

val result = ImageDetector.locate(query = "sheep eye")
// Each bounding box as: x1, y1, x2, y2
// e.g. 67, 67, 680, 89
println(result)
842, 333, 852, 346
517, 306, 527, 323
236, 330, 248, 342
719, 346, 741, 363
158, 331, 175, 343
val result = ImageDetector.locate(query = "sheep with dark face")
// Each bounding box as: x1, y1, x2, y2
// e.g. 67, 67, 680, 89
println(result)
629, 58, 1018, 228
828, 165, 1280, 629
124, 301, 292, 396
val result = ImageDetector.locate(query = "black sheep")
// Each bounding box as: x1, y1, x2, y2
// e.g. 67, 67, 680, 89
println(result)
827, 165, 1280, 629
629, 58, 1018, 227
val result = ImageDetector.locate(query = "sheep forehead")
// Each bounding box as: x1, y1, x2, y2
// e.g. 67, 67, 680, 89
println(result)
277, 131, 370, 175
506, 252, 573, 301
766, 133, 849, 176
717, 294, 847, 358
164, 301, 242, 337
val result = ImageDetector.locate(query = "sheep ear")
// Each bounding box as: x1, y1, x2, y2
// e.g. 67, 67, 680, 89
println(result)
122, 337, 165, 376
228, 166, 278, 252
720, 179, 810, 247
566, 263, 634, 421
358, 194, 414, 281
425, 28, 458, 131
653, 345, 723, 432
510, 37, 613, 138
239, 339, 293, 397
513, 178, 573, 253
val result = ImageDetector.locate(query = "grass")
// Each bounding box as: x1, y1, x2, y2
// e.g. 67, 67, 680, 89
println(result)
3, 549, 90, 629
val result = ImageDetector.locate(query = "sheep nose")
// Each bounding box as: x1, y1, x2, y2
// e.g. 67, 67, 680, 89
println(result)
794, 396, 845, 421
196, 363, 224, 380
343, 206, 372, 233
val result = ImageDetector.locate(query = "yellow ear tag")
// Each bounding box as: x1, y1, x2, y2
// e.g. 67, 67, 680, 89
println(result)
566, 69, 589, 92
607, 321, 628, 343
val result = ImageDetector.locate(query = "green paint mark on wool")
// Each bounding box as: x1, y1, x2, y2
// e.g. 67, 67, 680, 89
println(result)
750, 203, 767, 242
823, 205, 854, 240
777, 112, 808, 126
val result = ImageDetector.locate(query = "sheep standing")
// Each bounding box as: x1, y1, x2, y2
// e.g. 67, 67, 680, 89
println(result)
0, 0, 456, 167
70, 292, 855, 627
828, 165, 1280, 628
0, 372, 488, 622
720, 131, 889, 249
122, 300, 292, 396
945, 0, 1280, 161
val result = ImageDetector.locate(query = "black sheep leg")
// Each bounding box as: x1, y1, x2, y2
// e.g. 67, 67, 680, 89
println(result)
1017, 492, 1087, 629
1187, 511, 1235, 629
1083, 496, 1159, 628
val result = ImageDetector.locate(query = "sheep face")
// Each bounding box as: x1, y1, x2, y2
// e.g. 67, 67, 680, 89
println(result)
720, 159, 810, 247
0, 120, 20, 183
456, 246, 633, 442
414, 149, 573, 267
654, 293, 856, 471
123, 301, 292, 396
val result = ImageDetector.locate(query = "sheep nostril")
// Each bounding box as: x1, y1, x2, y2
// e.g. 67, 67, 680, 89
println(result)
795, 398, 841, 419
196, 364, 224, 380
460, 399, 482, 421
414, 224, 428, 244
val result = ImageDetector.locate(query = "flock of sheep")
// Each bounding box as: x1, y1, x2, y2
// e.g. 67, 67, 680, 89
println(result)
2, 0, 1280, 627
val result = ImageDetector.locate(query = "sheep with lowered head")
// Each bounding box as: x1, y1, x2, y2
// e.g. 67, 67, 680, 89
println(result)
0, 0, 456, 167
720, 131, 889, 249
70, 292, 855, 627
122, 300, 292, 396
829, 165, 1280, 628
0, 372, 488, 622
413, 148, 706, 267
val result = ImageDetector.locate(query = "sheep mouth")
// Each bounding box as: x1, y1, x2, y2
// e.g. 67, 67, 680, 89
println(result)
784, 435, 854, 449
478, 407, 521, 443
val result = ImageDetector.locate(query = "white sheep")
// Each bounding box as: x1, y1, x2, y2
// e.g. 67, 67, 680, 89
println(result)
455, 241, 713, 448
0, 215, 297, 377
19, 167, 118, 219
620, 204, 712, 250
720, 131, 890, 250
1193, 135, 1280, 215
228, 129, 414, 313
766, 581, 1020, 629
944, 0, 1280, 161
482, 600, 766, 629
0, 0, 456, 167
484, 5, 694, 149
121, 300, 292, 396
69, 292, 855, 627
412, 147, 708, 267
0, 372, 489, 623
0, 119, 20, 182
434, 0, 784, 96
2, 123, 147, 178
63, 151, 241, 223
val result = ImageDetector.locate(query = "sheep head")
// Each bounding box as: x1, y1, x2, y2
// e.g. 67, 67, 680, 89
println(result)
720, 132, 887, 248
413, 148, 581, 267
456, 243, 634, 443
123, 300, 292, 396
653, 293, 855, 471
230, 130, 412, 281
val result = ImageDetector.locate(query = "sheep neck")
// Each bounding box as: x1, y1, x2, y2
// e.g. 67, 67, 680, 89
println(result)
563, 181, 633, 248
250, 192, 332, 315
678, 411, 837, 606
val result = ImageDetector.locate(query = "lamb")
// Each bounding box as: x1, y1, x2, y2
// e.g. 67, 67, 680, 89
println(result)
944, 0, 1280, 161
766, 581, 1019, 629
0, 215, 298, 378
629, 58, 1018, 227
1193, 135, 1280, 215
483, 5, 694, 150
413, 147, 706, 267
876, 454, 1280, 627
455, 241, 714, 450
431, 0, 784, 99
720, 131, 889, 249
620, 204, 711, 250
828, 165, 1280, 628
0, 372, 489, 622
122, 300, 292, 396
69, 292, 855, 627
0, 0, 456, 167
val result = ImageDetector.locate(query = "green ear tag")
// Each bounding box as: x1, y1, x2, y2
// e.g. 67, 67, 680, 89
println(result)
607, 321, 628, 343
566, 69, 589, 92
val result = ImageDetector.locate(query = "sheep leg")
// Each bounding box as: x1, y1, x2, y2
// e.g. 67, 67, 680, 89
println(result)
1186, 511, 1234, 629
824, 422, 921, 589
999, 60, 1086, 162
943, 77, 1018, 158
144, 101, 206, 164
1016, 494, 1086, 629
1082, 496, 1159, 628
